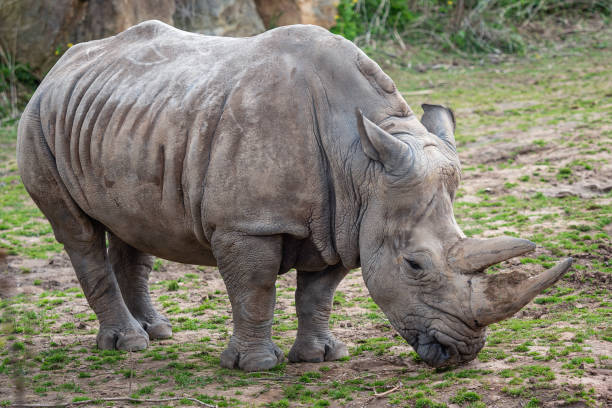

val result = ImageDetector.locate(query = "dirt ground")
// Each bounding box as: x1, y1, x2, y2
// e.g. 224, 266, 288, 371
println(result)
0, 27, 611, 408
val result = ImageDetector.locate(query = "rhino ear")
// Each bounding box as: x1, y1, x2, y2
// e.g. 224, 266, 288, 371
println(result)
357, 110, 412, 174
420, 104, 456, 147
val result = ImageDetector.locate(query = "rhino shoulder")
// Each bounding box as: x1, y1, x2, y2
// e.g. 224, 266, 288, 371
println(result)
66, 20, 184, 57
263, 24, 337, 39
258, 24, 348, 56
114, 19, 184, 42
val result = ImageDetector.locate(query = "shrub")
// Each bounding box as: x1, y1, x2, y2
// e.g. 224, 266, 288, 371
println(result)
330, 0, 610, 54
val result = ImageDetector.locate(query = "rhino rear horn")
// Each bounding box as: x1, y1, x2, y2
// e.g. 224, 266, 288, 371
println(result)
357, 110, 413, 175
448, 237, 536, 273
421, 104, 456, 147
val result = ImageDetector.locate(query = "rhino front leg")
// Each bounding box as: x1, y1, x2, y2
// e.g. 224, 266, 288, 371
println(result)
108, 233, 172, 340
288, 265, 349, 363
211, 230, 284, 371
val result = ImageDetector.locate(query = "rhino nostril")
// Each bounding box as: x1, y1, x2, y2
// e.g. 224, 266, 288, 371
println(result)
438, 343, 450, 361
414, 333, 452, 367
424, 342, 450, 367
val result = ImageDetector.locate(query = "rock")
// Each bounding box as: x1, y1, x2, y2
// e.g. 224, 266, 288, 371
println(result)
1, 0, 339, 74
0, 0, 175, 75
75, 0, 176, 42
0, 0, 76, 75
174, 0, 264, 36
254, 0, 337, 29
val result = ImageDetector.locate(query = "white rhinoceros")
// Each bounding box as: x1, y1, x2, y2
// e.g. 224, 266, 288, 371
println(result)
17, 20, 571, 371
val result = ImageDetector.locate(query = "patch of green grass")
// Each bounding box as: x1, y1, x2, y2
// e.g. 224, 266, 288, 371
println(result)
415, 398, 447, 408
449, 388, 481, 404
299, 371, 322, 383
167, 280, 179, 291
352, 336, 397, 356
131, 385, 154, 397
36, 348, 69, 371
267, 400, 290, 408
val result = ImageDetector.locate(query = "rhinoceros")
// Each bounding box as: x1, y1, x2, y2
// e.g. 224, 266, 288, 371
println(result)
17, 20, 572, 371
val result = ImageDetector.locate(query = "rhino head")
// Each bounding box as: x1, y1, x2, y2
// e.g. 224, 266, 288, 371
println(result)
357, 104, 572, 367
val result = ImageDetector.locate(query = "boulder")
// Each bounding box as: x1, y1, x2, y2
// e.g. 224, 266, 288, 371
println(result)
254, 0, 337, 29
0, 0, 339, 75
173, 0, 264, 37
0, 0, 175, 75
74, 0, 176, 42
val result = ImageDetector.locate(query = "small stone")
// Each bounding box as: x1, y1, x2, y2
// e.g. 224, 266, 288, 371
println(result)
555, 190, 576, 198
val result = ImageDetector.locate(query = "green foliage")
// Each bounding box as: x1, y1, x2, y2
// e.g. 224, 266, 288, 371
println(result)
330, 0, 609, 54
331, 0, 417, 41
331, 0, 362, 41
0, 50, 39, 122
498, 0, 610, 20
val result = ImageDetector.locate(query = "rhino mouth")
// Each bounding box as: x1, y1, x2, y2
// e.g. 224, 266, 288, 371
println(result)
398, 322, 486, 368
407, 329, 484, 367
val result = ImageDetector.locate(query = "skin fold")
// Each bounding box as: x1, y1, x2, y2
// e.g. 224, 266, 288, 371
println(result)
17, 20, 572, 371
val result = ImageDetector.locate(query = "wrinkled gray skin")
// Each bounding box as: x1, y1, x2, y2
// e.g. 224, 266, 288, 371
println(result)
17, 21, 572, 371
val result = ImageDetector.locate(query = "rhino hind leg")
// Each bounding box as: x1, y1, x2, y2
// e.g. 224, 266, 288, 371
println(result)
108, 233, 172, 340
27, 195, 149, 352
211, 230, 284, 372
18, 115, 149, 352
288, 265, 349, 363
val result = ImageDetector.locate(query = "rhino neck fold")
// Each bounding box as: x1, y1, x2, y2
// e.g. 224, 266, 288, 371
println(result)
306, 76, 365, 271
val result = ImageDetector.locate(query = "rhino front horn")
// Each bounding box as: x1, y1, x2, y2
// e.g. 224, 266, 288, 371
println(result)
470, 258, 573, 327
447, 236, 536, 273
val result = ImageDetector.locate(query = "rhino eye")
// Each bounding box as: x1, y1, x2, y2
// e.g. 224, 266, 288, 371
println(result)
406, 258, 423, 270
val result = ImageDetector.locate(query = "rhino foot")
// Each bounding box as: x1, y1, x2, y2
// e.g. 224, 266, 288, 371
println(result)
288, 334, 348, 363
97, 320, 150, 352
136, 315, 173, 340
220, 340, 284, 372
